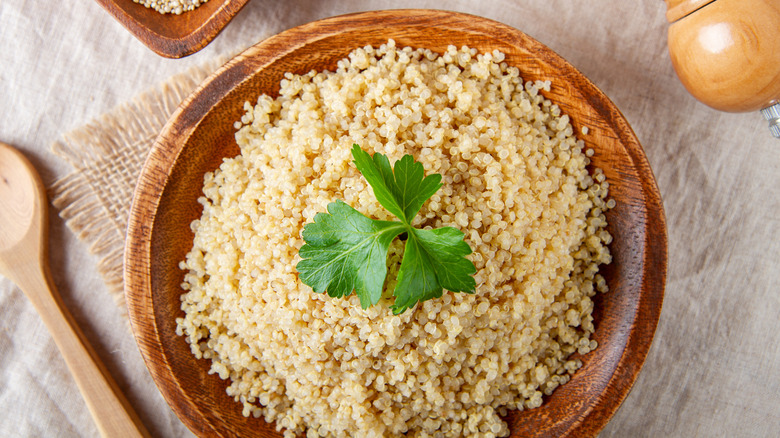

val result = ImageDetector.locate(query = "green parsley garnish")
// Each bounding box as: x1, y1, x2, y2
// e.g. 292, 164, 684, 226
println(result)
296, 144, 477, 314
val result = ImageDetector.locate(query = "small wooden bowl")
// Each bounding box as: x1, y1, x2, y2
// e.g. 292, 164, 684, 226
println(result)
125, 10, 667, 437
94, 0, 250, 58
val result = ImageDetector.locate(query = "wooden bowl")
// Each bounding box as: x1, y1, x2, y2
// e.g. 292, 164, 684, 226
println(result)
94, 0, 250, 58
125, 9, 667, 437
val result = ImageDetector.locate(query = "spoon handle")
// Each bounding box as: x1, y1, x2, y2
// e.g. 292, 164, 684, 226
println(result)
12, 258, 151, 438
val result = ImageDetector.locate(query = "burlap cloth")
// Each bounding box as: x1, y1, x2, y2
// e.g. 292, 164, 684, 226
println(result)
50, 58, 228, 308
2, 1, 780, 437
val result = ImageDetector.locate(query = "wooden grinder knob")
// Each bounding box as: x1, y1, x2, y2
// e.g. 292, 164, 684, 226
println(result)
665, 0, 780, 137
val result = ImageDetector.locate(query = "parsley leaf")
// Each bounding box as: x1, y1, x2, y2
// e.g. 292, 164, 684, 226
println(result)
296, 145, 477, 313
297, 200, 406, 308
392, 227, 477, 314
351, 146, 443, 223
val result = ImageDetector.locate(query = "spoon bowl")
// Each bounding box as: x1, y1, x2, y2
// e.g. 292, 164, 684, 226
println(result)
0, 143, 48, 288
0, 147, 37, 255
0, 141, 151, 438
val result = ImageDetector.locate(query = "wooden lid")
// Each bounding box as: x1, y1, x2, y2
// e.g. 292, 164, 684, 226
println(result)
664, 0, 716, 22
667, 0, 780, 112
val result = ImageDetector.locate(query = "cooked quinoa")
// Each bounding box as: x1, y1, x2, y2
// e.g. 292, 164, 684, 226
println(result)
176, 40, 613, 438
132, 0, 207, 15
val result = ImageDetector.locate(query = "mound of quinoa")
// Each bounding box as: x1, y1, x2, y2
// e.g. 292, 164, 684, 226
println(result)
176, 40, 613, 438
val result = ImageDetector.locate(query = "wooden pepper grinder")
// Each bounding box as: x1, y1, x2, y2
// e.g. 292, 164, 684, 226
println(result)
664, 0, 780, 137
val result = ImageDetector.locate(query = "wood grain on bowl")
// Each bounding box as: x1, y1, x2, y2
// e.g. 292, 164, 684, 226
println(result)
124, 9, 667, 438
94, 0, 250, 58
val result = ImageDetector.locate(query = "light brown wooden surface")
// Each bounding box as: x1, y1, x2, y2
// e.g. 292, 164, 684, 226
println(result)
93, 0, 250, 58
0, 143, 152, 438
666, 0, 780, 112
664, 0, 715, 22
124, 9, 667, 438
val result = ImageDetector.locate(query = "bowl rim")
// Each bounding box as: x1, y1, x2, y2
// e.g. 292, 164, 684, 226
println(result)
124, 8, 667, 437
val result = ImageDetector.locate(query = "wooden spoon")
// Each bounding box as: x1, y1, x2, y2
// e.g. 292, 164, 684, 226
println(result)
0, 141, 151, 438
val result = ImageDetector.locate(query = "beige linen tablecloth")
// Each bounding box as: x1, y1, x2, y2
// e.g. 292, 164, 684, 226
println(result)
2, 1, 779, 437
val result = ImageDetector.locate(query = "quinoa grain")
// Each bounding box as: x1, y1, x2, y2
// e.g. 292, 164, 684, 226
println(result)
132, 0, 207, 15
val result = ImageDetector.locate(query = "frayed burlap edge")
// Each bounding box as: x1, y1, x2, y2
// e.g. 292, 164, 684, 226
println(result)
49, 55, 230, 311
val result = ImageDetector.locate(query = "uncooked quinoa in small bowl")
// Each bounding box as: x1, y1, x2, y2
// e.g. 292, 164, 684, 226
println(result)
124, 10, 667, 438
